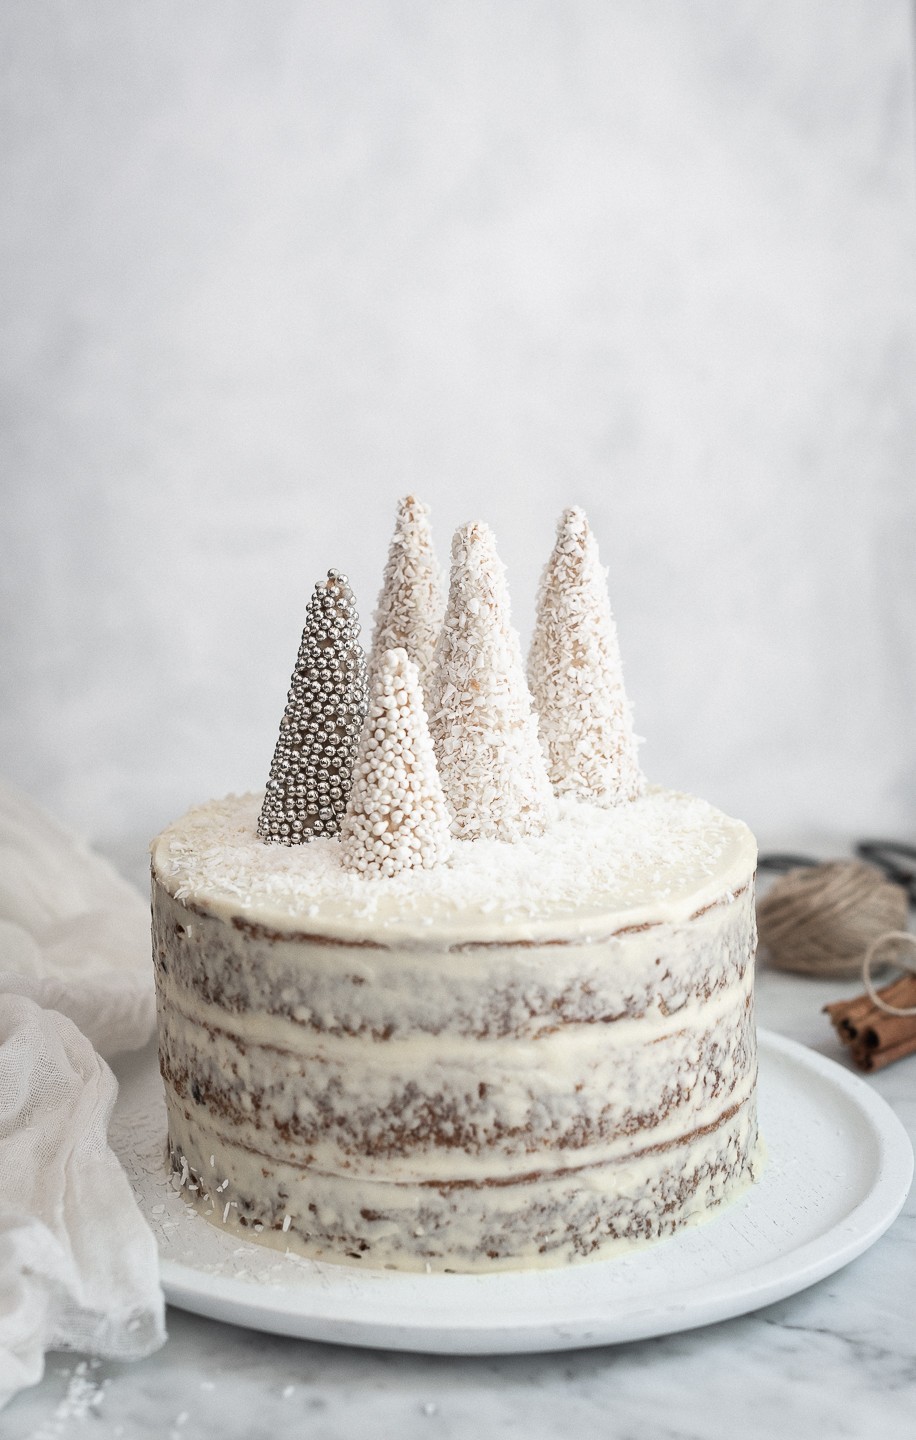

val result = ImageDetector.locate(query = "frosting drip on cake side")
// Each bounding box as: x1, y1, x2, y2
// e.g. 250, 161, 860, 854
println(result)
150, 787, 756, 945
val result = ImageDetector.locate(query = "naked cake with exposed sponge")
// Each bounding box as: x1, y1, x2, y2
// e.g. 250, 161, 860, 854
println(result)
151, 501, 762, 1271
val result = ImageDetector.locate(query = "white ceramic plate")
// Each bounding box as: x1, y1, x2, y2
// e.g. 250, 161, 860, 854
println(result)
111, 1029, 913, 1355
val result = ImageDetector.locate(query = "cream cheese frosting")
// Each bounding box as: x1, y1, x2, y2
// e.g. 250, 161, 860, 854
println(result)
151, 786, 757, 945
151, 787, 761, 1272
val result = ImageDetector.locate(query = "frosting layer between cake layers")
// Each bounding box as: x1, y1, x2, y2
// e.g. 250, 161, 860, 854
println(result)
151, 788, 761, 1272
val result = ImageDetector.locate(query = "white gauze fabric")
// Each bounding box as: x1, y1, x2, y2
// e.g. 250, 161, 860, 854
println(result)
0, 780, 154, 1057
0, 994, 166, 1410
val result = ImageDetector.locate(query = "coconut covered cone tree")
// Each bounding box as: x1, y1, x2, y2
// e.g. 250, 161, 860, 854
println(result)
368, 495, 445, 699
528, 507, 643, 805
258, 570, 369, 844
428, 522, 553, 841
340, 648, 452, 877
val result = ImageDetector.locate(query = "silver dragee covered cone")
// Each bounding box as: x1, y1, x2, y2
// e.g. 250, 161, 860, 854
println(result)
258, 570, 369, 844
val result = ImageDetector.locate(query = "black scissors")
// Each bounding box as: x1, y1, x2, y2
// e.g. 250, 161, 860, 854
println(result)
757, 841, 916, 905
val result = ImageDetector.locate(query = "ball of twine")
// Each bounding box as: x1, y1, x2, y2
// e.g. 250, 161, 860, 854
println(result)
756, 859, 909, 978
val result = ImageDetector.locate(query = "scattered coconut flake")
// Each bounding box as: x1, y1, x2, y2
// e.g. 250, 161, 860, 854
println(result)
529, 507, 643, 805
39, 1370, 107, 1434
152, 787, 753, 935
428, 522, 553, 842
369, 495, 445, 698
340, 648, 452, 878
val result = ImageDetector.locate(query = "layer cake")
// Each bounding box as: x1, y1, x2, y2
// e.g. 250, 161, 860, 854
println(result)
152, 785, 760, 1272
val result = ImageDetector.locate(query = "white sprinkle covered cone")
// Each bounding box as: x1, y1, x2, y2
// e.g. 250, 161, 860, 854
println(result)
529, 507, 643, 805
429, 522, 553, 842
369, 496, 446, 698
340, 648, 452, 878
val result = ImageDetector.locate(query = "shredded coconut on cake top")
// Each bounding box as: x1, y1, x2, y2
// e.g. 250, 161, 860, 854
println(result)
151, 787, 756, 943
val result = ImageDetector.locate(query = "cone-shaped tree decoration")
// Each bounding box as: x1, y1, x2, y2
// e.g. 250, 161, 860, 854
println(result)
340, 648, 452, 877
257, 570, 369, 845
369, 495, 445, 698
428, 522, 553, 842
528, 507, 643, 805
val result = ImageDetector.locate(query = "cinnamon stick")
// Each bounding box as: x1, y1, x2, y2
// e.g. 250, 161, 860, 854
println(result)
824, 974, 916, 1033
824, 974, 916, 1071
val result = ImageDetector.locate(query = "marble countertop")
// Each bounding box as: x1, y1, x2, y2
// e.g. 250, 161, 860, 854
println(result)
5, 964, 915, 1440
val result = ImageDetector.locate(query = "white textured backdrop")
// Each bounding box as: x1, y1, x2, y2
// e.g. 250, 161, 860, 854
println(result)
2, 0, 915, 874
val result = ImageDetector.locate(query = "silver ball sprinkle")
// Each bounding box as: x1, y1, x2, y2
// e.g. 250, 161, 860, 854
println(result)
258, 569, 368, 845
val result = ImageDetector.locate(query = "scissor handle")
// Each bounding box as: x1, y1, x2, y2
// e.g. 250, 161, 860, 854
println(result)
756, 852, 821, 874
855, 840, 916, 901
